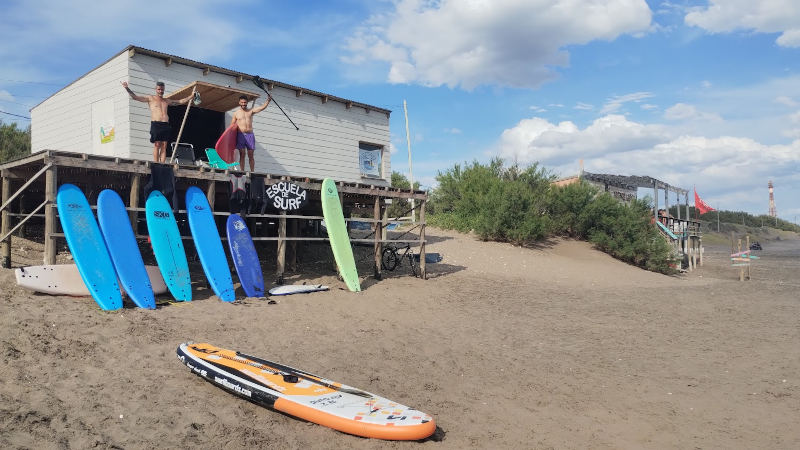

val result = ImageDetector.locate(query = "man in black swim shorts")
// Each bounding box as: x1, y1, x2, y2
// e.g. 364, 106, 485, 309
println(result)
121, 80, 193, 162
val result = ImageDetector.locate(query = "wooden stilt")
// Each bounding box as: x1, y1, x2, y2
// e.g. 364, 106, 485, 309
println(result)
276, 210, 286, 283
17, 194, 26, 238
419, 199, 426, 279
44, 165, 57, 265
1, 175, 10, 268
129, 172, 140, 231
373, 195, 382, 279
288, 218, 298, 272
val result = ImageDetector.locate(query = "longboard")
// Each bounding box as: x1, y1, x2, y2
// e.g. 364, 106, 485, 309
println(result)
146, 190, 191, 301
226, 214, 264, 297
268, 284, 328, 296
56, 184, 122, 311
215, 123, 238, 163
15, 265, 167, 296
177, 342, 435, 440
97, 189, 156, 309
320, 179, 360, 292
185, 186, 235, 302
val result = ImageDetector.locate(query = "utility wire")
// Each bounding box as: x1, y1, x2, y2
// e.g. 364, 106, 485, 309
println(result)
0, 110, 31, 120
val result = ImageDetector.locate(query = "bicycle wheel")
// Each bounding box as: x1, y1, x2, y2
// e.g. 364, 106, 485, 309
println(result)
382, 247, 399, 271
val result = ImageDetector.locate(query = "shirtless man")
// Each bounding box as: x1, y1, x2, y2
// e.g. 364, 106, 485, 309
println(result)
121, 81, 193, 162
231, 95, 271, 172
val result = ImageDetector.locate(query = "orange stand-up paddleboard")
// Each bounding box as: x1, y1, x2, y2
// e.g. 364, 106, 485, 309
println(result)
215, 124, 239, 163
177, 342, 436, 440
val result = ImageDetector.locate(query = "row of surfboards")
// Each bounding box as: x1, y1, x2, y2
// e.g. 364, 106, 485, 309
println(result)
21, 178, 360, 311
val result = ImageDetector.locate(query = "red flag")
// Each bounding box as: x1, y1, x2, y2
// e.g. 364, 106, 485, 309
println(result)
694, 188, 715, 215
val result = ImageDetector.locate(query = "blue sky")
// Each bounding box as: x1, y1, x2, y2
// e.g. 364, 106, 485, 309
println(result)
1, 0, 799, 220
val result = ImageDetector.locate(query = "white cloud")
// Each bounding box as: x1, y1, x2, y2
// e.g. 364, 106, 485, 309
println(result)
493, 112, 800, 217
775, 96, 798, 107
574, 102, 594, 110
444, 128, 462, 134
344, 0, 652, 89
600, 92, 655, 114
496, 114, 669, 166
641, 103, 658, 111
685, 0, 800, 48
663, 103, 722, 121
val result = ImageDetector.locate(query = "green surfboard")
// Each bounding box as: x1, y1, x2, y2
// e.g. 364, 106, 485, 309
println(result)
321, 178, 360, 292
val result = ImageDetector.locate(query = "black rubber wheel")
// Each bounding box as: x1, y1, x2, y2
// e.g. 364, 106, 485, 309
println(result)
382, 247, 399, 271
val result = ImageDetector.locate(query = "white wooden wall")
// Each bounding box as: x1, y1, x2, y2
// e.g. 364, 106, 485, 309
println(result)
127, 54, 391, 184
31, 52, 130, 156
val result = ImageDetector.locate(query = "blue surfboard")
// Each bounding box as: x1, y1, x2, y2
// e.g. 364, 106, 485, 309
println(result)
145, 190, 191, 301
56, 184, 122, 311
97, 189, 156, 309
226, 214, 264, 298
185, 186, 235, 302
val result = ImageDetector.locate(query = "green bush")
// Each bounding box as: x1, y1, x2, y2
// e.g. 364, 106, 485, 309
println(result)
429, 160, 677, 274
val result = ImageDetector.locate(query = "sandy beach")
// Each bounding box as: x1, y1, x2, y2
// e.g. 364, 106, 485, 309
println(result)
1, 227, 799, 449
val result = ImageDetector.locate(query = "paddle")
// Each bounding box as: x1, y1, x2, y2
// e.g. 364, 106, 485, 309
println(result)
252, 76, 300, 131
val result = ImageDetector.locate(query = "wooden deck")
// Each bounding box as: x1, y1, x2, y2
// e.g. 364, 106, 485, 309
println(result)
0, 150, 429, 280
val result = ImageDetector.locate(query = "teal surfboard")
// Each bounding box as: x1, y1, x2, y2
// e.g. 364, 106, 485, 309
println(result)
97, 189, 156, 309
56, 184, 122, 310
185, 186, 235, 302
146, 190, 191, 301
320, 178, 360, 292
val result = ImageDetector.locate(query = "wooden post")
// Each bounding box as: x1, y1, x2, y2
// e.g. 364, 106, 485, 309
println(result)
373, 195, 382, 279
746, 235, 751, 280
738, 238, 744, 281
653, 181, 658, 222
129, 172, 140, 230
289, 218, 298, 272
419, 199, 426, 279
44, 165, 57, 265
1, 175, 10, 268
276, 210, 286, 283
17, 194, 26, 238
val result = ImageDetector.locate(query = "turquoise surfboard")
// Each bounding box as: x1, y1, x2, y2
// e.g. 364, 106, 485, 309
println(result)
97, 189, 156, 309
56, 184, 122, 310
320, 178, 360, 292
185, 186, 235, 302
145, 190, 191, 301
226, 214, 264, 298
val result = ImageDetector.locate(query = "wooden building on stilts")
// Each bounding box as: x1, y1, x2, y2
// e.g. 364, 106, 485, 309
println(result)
554, 170, 703, 271
1, 45, 429, 283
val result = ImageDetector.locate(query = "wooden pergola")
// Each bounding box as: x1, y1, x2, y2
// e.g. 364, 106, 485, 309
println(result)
0, 150, 429, 280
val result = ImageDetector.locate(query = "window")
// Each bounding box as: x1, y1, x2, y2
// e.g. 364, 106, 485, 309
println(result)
359, 142, 383, 178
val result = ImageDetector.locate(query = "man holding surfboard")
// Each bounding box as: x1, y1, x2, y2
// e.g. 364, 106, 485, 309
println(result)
231, 95, 271, 172
121, 81, 193, 162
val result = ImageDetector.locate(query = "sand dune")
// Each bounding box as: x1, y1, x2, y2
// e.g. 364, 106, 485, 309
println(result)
1, 228, 798, 449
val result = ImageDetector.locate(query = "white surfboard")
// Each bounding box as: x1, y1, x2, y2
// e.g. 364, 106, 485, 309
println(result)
268, 284, 329, 296
15, 265, 168, 297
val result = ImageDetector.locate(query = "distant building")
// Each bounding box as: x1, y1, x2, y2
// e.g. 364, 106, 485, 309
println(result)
30, 45, 391, 185
552, 172, 637, 202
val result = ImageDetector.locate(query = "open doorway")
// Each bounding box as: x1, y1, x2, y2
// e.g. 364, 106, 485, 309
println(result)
167, 106, 225, 162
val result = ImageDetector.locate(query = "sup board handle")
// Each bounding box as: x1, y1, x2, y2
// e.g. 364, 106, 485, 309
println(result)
252, 76, 300, 131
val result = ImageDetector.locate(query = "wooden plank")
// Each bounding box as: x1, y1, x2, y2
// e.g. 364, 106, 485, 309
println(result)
44, 165, 57, 265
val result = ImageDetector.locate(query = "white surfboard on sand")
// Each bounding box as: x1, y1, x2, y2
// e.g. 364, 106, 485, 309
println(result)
15, 265, 168, 297
268, 284, 329, 296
